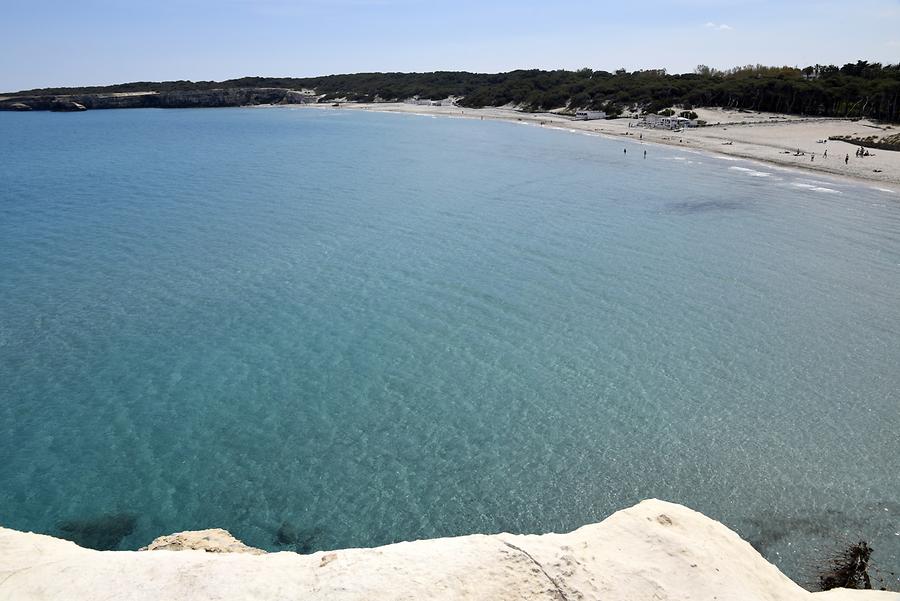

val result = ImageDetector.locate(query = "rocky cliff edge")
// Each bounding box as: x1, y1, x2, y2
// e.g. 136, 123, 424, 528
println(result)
0, 500, 896, 601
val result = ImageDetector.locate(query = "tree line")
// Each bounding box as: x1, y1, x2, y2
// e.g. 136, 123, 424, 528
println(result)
10, 61, 900, 122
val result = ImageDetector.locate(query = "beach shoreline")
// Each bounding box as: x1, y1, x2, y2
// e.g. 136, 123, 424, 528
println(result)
292, 102, 899, 192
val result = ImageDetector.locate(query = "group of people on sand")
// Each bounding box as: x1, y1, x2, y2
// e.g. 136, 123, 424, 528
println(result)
617, 136, 875, 169
794, 142, 871, 166
838, 146, 874, 166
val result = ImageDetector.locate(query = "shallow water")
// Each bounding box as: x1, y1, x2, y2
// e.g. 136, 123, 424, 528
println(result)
1, 107, 898, 583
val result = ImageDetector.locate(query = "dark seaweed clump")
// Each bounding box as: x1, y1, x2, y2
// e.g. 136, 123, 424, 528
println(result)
56, 513, 137, 550
819, 542, 873, 591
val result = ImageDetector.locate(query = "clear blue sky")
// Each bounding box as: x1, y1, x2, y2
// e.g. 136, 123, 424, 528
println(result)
2, 0, 899, 91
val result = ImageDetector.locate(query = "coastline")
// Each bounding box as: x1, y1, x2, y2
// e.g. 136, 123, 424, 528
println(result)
0, 105, 896, 598
3, 500, 896, 600
295, 102, 899, 192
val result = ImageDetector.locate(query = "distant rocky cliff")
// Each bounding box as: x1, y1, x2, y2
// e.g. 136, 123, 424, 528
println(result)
0, 88, 318, 111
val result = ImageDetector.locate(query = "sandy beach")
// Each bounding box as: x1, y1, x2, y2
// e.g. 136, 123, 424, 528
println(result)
305, 103, 899, 191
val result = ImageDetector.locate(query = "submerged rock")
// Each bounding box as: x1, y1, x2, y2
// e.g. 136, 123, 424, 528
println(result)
140, 528, 265, 554
274, 521, 324, 554
56, 513, 137, 550
274, 521, 300, 547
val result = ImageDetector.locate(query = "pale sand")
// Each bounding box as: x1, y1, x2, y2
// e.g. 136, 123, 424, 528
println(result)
1, 500, 897, 600
303, 103, 899, 191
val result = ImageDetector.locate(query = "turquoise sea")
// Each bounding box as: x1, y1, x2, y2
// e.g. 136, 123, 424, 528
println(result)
1, 107, 898, 583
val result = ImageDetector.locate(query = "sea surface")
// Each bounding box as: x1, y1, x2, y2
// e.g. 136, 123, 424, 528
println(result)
1, 107, 898, 584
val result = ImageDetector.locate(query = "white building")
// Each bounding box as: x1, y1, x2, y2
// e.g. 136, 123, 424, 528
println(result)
406, 98, 443, 106
660, 116, 692, 129
574, 110, 607, 120
642, 114, 697, 129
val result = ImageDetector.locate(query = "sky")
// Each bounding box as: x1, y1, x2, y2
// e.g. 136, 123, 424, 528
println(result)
2, 0, 899, 91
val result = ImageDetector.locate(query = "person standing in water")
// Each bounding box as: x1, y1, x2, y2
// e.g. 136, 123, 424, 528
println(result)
643, 150, 647, 159
624, 148, 627, 155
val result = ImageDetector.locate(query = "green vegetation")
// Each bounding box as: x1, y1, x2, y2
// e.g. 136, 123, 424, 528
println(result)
7, 61, 900, 122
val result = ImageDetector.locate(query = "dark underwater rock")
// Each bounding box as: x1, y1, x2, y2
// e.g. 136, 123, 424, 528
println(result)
275, 521, 300, 546
56, 512, 137, 550
274, 521, 324, 554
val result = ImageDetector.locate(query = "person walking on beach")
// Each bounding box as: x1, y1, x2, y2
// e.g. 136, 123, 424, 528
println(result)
845, 154, 849, 164
824, 149, 827, 158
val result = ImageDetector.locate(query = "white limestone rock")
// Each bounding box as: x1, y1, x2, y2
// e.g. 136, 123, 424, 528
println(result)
139, 528, 265, 554
1, 500, 897, 601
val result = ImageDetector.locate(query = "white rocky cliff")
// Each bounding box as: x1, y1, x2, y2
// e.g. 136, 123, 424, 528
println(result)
0, 500, 896, 600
